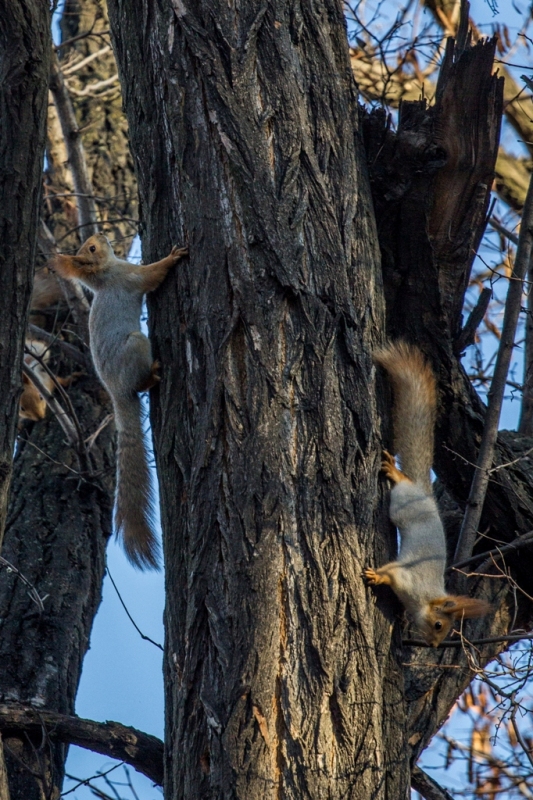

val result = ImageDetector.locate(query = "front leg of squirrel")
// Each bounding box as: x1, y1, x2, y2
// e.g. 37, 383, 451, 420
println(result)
52, 234, 188, 569
365, 342, 490, 646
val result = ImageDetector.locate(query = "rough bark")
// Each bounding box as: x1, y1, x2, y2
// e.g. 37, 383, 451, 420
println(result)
0, 3, 51, 794
0, 0, 51, 548
107, 4, 532, 800
362, 33, 533, 762
106, 0, 422, 798
0, 2, 136, 798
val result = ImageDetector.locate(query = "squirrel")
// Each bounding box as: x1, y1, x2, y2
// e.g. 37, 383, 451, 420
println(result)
364, 341, 490, 646
20, 339, 80, 422
51, 233, 188, 569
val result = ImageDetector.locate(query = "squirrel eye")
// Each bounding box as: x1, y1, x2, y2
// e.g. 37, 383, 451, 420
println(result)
89, 245, 96, 253
434, 621, 443, 631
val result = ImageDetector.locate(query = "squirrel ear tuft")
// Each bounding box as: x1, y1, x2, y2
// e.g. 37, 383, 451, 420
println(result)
433, 595, 492, 619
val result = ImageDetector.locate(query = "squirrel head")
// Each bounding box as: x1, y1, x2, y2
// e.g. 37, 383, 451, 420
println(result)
19, 371, 47, 421
52, 233, 114, 279
418, 595, 492, 646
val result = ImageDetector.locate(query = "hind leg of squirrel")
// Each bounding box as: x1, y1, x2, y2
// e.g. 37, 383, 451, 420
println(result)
381, 450, 409, 484
136, 360, 161, 392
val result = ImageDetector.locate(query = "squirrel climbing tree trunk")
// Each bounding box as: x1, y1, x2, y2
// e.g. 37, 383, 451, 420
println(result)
2, 0, 533, 797
108, 1, 530, 797
0, 2, 51, 796
107, 1, 413, 796
0, 2, 135, 798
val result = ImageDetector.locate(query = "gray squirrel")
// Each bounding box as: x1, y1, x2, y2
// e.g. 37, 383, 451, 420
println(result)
365, 341, 490, 646
53, 233, 187, 569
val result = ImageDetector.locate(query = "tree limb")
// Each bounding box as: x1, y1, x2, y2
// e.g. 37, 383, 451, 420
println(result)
0, 706, 163, 786
411, 766, 455, 800
49, 53, 99, 240
454, 167, 533, 565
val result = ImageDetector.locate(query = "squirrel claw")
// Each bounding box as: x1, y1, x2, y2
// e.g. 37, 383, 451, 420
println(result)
381, 450, 406, 484
170, 246, 188, 260
363, 567, 380, 585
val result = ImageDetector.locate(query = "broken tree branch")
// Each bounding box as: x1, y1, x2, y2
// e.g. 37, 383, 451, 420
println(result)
0, 705, 163, 785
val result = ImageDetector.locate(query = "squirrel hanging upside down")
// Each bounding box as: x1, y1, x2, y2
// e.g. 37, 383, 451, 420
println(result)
52, 233, 188, 569
365, 341, 490, 646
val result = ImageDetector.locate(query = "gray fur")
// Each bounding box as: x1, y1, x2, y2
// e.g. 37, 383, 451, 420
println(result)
89, 283, 159, 569
388, 480, 446, 617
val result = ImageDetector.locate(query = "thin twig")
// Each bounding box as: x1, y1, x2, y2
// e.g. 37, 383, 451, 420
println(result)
404, 631, 533, 647
28, 324, 91, 369
85, 414, 114, 451
66, 74, 119, 98
448, 530, 533, 572
0, 557, 47, 612
454, 287, 492, 354
61, 764, 123, 797
454, 167, 533, 566
106, 568, 164, 651
49, 53, 99, 240
62, 46, 111, 75
21, 362, 78, 447
23, 346, 89, 471
489, 216, 520, 245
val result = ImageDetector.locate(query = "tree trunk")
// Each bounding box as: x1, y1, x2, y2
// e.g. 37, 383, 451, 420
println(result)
0, 3, 50, 794
107, 1, 428, 797
108, 2, 530, 798
0, 0, 51, 548
0, 3, 136, 797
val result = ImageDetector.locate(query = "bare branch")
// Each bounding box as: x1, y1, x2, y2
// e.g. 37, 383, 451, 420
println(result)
0, 706, 163, 786
454, 167, 533, 566
62, 46, 112, 76
49, 53, 98, 240
66, 74, 119, 98
455, 287, 492, 353
404, 631, 533, 647
27, 324, 91, 370
21, 362, 78, 447
448, 530, 533, 572
411, 766, 455, 800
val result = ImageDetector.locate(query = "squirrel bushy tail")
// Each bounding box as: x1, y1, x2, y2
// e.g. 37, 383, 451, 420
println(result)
113, 392, 159, 569
374, 341, 436, 493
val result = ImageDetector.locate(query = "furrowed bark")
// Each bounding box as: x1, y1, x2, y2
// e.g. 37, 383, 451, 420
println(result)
0, 0, 50, 549
362, 32, 532, 760
1, 3, 136, 797
1, 389, 115, 800
107, 1, 419, 797
0, 2, 51, 793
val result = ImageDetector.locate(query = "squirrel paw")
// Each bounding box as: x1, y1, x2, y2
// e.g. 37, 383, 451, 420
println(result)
137, 360, 161, 392
170, 245, 188, 261
364, 567, 381, 585
363, 567, 392, 587
381, 450, 407, 484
